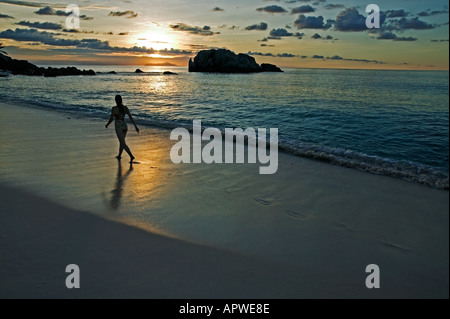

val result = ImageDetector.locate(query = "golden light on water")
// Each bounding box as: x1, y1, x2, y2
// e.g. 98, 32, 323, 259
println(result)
105, 128, 185, 239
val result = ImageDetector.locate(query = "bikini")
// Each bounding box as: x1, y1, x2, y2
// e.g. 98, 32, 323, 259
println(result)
114, 107, 128, 131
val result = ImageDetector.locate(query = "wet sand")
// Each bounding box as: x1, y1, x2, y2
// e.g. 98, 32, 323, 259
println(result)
0, 102, 448, 298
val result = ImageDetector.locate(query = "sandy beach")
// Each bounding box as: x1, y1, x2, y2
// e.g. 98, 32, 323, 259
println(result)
0, 102, 448, 298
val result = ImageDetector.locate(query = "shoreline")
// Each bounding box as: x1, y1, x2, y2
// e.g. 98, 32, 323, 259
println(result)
2, 99, 448, 190
0, 102, 448, 298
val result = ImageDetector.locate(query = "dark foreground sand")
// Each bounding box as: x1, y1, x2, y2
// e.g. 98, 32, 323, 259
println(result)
0, 102, 448, 298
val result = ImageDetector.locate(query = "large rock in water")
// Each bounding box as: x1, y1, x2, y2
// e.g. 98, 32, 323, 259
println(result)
188, 49, 282, 73
261, 63, 283, 72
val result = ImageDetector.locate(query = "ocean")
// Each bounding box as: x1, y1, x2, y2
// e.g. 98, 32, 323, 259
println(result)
1, 66, 448, 189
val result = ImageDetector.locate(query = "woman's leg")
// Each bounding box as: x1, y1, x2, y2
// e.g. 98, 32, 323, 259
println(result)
116, 127, 134, 160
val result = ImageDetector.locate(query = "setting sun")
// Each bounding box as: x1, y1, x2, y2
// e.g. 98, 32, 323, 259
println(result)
135, 29, 177, 52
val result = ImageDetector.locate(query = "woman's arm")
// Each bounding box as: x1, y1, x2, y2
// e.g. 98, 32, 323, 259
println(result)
126, 106, 139, 133
105, 107, 114, 128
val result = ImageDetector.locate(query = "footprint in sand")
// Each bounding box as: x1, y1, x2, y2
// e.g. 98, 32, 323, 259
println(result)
284, 210, 313, 221
380, 240, 411, 252
253, 196, 276, 206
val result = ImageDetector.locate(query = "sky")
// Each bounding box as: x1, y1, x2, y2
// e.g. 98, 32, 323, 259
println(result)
0, 0, 448, 69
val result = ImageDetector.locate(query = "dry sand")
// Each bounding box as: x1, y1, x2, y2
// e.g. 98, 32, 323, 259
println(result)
0, 102, 448, 298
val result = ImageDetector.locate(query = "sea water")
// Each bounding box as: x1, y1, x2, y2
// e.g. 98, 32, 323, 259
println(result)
1, 66, 448, 188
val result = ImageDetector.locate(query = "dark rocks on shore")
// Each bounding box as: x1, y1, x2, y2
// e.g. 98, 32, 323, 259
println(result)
163, 71, 177, 75
108, 71, 117, 74
135, 69, 144, 73
188, 49, 283, 73
0, 53, 96, 77
1, 53, 42, 76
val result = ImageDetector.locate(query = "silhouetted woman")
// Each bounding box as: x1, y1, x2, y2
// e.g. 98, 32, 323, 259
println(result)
106, 95, 139, 161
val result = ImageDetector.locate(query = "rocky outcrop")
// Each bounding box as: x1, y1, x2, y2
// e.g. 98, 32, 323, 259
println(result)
163, 71, 177, 75
43, 67, 96, 77
0, 53, 96, 77
0, 53, 42, 75
188, 49, 283, 73
135, 69, 144, 73
261, 63, 283, 72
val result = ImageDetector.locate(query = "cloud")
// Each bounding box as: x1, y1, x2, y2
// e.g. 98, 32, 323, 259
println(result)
0, 28, 78, 46
310, 33, 334, 40
256, 5, 287, 14
16, 20, 63, 30
62, 29, 94, 34
385, 9, 408, 18
108, 11, 138, 18
324, 4, 345, 10
158, 48, 192, 56
394, 36, 417, 42
266, 29, 304, 40
294, 14, 332, 29
269, 28, 293, 37
218, 24, 239, 30
340, 57, 384, 64
392, 17, 434, 30
247, 51, 274, 57
291, 5, 315, 14
286, 0, 325, 2
0, 13, 14, 18
34, 6, 93, 20
245, 22, 268, 31
327, 55, 343, 60
247, 51, 297, 57
334, 8, 367, 31
0, 0, 45, 8
376, 32, 396, 40
0, 28, 193, 55
34, 6, 63, 15
322, 55, 385, 63
277, 53, 297, 57
170, 23, 218, 36
376, 32, 417, 41
418, 9, 449, 17
212, 7, 224, 12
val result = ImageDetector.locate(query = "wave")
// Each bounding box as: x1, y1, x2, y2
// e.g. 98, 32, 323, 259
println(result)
3, 96, 449, 190
278, 139, 449, 190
